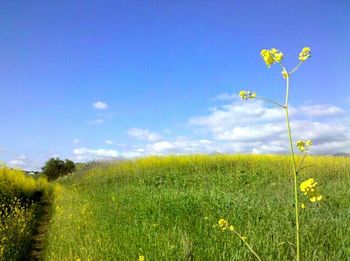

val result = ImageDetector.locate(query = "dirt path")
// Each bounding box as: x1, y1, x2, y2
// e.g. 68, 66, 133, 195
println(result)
26, 193, 53, 261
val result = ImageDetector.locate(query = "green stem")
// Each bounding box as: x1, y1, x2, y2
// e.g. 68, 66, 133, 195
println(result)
284, 69, 290, 106
233, 230, 262, 261
284, 75, 300, 261
255, 96, 285, 108
296, 152, 308, 173
289, 61, 303, 75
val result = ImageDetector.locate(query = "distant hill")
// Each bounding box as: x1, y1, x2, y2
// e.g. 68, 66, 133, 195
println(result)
333, 153, 350, 157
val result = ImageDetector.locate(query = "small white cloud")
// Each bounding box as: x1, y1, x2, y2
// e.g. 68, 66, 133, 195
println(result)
127, 128, 162, 142
8, 154, 31, 169
73, 147, 119, 161
9, 159, 26, 168
93, 101, 108, 110
151, 141, 174, 152
105, 139, 114, 145
142, 137, 220, 155
87, 119, 104, 125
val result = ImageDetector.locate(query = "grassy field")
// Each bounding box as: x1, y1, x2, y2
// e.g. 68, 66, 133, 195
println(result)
43, 155, 350, 260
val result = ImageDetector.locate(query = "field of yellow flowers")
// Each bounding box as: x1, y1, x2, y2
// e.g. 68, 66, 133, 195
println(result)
44, 155, 350, 260
0, 168, 50, 260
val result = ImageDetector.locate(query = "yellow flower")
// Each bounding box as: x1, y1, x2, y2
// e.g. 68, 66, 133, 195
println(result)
301, 203, 306, 209
138, 255, 145, 261
229, 225, 235, 231
299, 47, 311, 61
270, 48, 284, 62
297, 141, 305, 152
300, 178, 317, 194
297, 140, 312, 152
300, 178, 322, 203
218, 218, 229, 230
260, 49, 274, 67
260, 48, 284, 67
305, 140, 312, 147
309, 194, 322, 202
239, 90, 256, 100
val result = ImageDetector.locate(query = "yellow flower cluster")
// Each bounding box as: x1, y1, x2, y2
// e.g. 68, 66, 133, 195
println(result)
296, 140, 312, 152
218, 218, 235, 231
299, 47, 311, 61
138, 255, 145, 261
300, 178, 322, 202
260, 48, 284, 68
239, 90, 256, 100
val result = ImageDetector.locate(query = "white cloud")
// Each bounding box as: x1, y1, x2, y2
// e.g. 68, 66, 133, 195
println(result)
93, 101, 108, 110
190, 101, 290, 131
8, 154, 39, 170
151, 141, 174, 152
127, 128, 162, 142
105, 139, 114, 145
72, 147, 148, 161
142, 137, 219, 155
74, 95, 350, 161
300, 104, 343, 116
8, 154, 27, 168
189, 98, 350, 155
73, 147, 119, 161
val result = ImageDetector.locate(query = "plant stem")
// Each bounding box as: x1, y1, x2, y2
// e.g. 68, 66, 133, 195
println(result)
255, 96, 285, 108
233, 230, 262, 261
289, 61, 303, 75
284, 75, 300, 261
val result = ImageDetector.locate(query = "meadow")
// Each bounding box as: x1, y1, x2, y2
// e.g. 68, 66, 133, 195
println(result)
43, 155, 350, 260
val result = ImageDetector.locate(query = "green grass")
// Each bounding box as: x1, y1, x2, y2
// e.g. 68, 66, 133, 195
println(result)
44, 155, 350, 260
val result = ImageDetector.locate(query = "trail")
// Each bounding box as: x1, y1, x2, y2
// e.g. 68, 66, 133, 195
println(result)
26, 192, 52, 261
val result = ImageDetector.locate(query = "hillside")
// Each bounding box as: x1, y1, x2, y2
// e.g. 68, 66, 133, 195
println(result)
40, 155, 350, 260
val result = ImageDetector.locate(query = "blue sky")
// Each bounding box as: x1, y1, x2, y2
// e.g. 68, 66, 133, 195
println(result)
1, 1, 350, 170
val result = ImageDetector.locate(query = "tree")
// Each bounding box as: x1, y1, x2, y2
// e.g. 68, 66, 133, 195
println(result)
64, 159, 75, 174
42, 158, 76, 181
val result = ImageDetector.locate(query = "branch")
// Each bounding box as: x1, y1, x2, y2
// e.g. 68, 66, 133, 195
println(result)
255, 96, 285, 108
289, 61, 303, 75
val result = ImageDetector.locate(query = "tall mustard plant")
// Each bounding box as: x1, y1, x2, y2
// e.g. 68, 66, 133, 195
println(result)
239, 47, 322, 260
